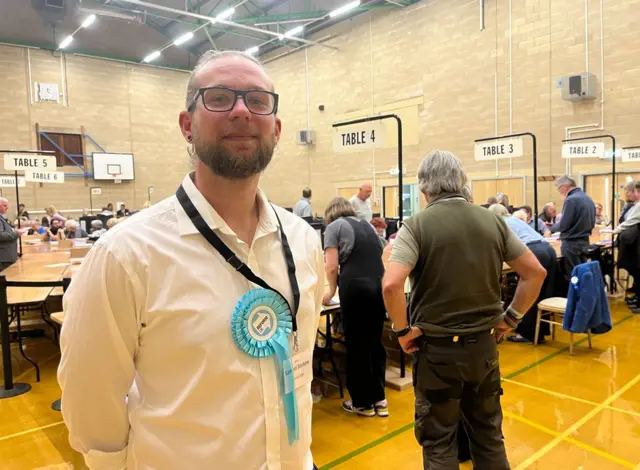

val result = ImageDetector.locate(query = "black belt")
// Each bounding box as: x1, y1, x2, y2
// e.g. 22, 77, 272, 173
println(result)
421, 329, 495, 346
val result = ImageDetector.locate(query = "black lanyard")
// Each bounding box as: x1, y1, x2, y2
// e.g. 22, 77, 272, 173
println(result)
176, 185, 300, 332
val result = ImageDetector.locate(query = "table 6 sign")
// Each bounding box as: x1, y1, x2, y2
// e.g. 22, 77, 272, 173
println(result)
3, 154, 65, 184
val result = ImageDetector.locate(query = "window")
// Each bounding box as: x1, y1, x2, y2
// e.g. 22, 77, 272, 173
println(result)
38, 132, 84, 167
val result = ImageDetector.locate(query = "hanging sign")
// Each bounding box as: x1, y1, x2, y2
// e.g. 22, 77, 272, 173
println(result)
474, 138, 524, 161
333, 121, 386, 153
0, 175, 26, 188
622, 148, 640, 163
91, 187, 102, 195
561, 142, 605, 159
3, 154, 57, 171
25, 171, 65, 184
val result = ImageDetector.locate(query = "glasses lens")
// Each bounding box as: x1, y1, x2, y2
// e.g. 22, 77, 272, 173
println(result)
245, 91, 275, 115
202, 88, 236, 111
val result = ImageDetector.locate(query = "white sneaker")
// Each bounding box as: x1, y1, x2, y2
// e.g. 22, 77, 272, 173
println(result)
374, 400, 389, 417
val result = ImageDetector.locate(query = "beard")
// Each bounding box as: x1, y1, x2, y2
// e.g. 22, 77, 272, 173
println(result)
192, 129, 276, 180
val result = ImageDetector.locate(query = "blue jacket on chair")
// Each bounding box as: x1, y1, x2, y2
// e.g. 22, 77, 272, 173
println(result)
564, 261, 612, 334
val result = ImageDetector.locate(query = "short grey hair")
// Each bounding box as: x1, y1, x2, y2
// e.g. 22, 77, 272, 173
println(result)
461, 185, 472, 202
65, 219, 78, 229
555, 174, 577, 188
417, 150, 468, 199
625, 180, 636, 192
185, 50, 269, 109
488, 203, 509, 217
0, 197, 7, 204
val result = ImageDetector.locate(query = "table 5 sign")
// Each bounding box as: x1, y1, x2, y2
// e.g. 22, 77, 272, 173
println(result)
3, 154, 65, 184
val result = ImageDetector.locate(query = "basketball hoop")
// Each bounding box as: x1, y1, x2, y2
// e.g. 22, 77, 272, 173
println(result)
107, 164, 122, 184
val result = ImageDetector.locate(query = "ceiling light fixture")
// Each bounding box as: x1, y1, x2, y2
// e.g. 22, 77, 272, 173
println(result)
81, 14, 97, 28
58, 35, 74, 49
329, 0, 361, 18
173, 31, 194, 46
245, 46, 259, 55
143, 50, 161, 63
283, 25, 304, 38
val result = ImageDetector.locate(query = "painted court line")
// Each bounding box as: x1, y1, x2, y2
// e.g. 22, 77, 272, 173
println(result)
0, 421, 65, 442
503, 378, 640, 419
514, 372, 640, 469
503, 410, 635, 468
318, 313, 635, 469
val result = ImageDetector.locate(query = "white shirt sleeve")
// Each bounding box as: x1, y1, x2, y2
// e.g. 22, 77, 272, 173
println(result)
614, 202, 640, 234
58, 242, 140, 469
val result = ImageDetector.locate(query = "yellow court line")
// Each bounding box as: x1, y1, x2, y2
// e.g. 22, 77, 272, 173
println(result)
515, 373, 640, 470
0, 421, 65, 442
503, 410, 635, 468
503, 378, 640, 419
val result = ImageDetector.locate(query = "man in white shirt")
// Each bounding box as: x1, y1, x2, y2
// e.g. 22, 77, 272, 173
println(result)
614, 181, 640, 234
293, 187, 313, 218
58, 50, 324, 470
350, 182, 373, 222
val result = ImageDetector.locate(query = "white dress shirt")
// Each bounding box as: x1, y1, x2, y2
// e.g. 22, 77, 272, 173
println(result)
58, 173, 325, 470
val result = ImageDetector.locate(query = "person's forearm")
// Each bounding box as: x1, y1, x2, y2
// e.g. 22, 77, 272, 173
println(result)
383, 284, 408, 329
326, 267, 338, 296
507, 276, 544, 325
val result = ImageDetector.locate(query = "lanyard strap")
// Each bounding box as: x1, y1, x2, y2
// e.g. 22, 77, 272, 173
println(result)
176, 185, 300, 330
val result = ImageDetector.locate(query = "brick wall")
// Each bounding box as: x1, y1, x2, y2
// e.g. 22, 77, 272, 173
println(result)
1, 0, 639, 219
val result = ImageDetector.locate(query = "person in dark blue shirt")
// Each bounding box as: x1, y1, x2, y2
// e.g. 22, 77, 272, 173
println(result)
550, 175, 596, 280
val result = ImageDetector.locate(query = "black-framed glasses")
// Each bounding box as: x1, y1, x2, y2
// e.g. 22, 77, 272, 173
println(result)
188, 86, 279, 115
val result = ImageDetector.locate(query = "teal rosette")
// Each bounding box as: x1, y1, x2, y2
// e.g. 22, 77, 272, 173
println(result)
231, 288, 299, 444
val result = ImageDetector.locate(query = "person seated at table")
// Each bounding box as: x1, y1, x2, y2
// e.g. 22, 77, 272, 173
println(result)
538, 201, 557, 229
514, 205, 550, 236
107, 217, 121, 230
370, 217, 388, 245
497, 193, 515, 214
46, 218, 66, 242
489, 203, 557, 343
614, 182, 640, 235
595, 203, 610, 226
17, 203, 29, 220
88, 220, 107, 240
64, 219, 89, 239
322, 197, 388, 417
116, 203, 131, 217
42, 205, 66, 227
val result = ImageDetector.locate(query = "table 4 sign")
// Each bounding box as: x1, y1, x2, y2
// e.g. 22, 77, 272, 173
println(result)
333, 121, 386, 153
474, 138, 524, 161
622, 148, 640, 163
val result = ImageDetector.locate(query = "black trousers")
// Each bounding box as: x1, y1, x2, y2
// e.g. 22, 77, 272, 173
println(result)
561, 239, 589, 281
413, 332, 510, 470
516, 242, 557, 341
0, 261, 15, 272
340, 277, 387, 408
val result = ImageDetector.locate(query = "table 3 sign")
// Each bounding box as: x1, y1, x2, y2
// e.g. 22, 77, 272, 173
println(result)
3, 154, 64, 184
474, 138, 524, 161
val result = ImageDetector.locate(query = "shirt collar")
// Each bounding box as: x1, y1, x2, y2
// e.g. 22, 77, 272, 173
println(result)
175, 173, 278, 238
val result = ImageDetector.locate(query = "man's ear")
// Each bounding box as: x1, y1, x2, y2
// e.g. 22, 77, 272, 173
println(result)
274, 116, 282, 145
179, 111, 194, 143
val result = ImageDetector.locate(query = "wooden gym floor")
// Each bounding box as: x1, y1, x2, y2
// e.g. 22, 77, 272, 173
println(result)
1, 299, 639, 469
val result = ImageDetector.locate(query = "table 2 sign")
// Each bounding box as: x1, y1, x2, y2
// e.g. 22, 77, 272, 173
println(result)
474, 138, 524, 161
561, 142, 605, 159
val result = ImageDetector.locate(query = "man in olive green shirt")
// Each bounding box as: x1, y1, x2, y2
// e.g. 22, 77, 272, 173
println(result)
382, 150, 546, 470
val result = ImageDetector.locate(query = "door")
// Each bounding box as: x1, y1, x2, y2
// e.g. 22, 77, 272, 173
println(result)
383, 184, 420, 218
39, 132, 83, 167
470, 178, 524, 207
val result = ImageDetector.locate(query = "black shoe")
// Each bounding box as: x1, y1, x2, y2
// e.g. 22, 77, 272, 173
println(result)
625, 295, 637, 304
632, 307, 640, 314
458, 454, 471, 463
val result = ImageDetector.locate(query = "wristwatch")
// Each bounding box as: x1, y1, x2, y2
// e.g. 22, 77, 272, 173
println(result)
391, 324, 412, 337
